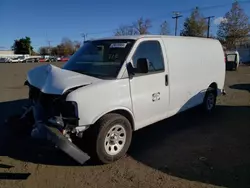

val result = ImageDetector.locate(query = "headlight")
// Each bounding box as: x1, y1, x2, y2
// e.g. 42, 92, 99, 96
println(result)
61, 101, 78, 119
60, 101, 79, 127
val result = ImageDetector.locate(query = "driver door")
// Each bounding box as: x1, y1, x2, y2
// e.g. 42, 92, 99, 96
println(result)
129, 39, 170, 129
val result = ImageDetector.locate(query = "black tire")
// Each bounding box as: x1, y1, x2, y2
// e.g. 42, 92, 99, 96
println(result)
202, 87, 217, 113
84, 113, 132, 164
234, 64, 238, 71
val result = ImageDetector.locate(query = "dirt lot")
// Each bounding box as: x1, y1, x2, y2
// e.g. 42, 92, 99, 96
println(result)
0, 63, 249, 188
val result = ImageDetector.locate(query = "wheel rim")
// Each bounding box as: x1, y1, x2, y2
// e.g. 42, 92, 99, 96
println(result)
206, 93, 215, 110
104, 124, 126, 156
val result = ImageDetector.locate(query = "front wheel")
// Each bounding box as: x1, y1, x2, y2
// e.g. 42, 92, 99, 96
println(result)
86, 113, 132, 164
202, 87, 217, 113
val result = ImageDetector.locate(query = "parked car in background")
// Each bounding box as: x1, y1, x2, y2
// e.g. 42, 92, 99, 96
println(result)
0, 57, 11, 63
23, 57, 40, 63
46, 56, 58, 62
60, 56, 70, 62
9, 57, 22, 63
39, 58, 47, 62
225, 50, 240, 71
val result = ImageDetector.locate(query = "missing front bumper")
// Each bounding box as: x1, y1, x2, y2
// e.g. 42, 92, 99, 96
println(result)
25, 104, 90, 165
41, 123, 90, 164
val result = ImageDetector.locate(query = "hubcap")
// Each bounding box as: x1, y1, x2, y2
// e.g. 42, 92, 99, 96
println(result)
206, 93, 215, 110
104, 124, 126, 156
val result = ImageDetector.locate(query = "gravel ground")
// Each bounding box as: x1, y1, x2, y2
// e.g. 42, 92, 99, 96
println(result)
0, 62, 249, 188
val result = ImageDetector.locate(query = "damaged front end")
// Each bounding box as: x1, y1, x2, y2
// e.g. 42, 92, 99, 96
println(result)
24, 80, 90, 164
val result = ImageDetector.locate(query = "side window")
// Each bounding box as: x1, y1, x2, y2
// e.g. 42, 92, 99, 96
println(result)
132, 40, 164, 73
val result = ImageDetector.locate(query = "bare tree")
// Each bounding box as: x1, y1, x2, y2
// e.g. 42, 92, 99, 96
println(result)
133, 17, 152, 34
159, 21, 170, 35
114, 17, 152, 36
73, 40, 81, 52
39, 46, 50, 55
114, 25, 136, 36
39, 38, 81, 56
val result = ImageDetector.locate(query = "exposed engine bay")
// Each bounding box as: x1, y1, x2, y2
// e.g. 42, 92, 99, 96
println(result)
22, 80, 91, 164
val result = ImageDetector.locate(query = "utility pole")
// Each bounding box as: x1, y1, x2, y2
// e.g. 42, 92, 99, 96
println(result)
81, 33, 88, 44
47, 40, 52, 56
172, 12, 182, 36
204, 16, 215, 38
45, 32, 53, 56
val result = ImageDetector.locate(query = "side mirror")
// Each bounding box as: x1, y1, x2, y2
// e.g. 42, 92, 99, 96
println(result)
136, 58, 149, 74
126, 62, 135, 76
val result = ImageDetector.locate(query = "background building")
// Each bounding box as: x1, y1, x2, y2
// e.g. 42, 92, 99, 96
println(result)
0, 50, 14, 55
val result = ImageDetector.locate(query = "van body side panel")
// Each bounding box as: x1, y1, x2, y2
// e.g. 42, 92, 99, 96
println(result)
199, 40, 225, 92
163, 37, 225, 115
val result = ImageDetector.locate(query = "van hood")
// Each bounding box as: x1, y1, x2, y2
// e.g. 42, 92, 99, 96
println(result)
27, 64, 101, 95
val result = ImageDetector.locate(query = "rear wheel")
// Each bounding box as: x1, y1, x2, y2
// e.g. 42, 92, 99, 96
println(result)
84, 113, 132, 164
202, 87, 217, 113
234, 63, 239, 71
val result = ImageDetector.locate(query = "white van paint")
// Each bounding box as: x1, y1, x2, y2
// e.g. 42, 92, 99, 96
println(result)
27, 35, 225, 130
66, 36, 225, 130
26, 35, 226, 163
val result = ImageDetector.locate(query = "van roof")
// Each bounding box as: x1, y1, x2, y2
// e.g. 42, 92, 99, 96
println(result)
91, 35, 218, 41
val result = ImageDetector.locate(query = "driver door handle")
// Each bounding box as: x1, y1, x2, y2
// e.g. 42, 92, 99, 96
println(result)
165, 75, 168, 86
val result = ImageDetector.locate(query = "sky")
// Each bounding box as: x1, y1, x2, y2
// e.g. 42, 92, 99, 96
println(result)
1, 0, 250, 51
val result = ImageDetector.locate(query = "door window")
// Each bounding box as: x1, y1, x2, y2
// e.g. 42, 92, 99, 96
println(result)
132, 40, 164, 73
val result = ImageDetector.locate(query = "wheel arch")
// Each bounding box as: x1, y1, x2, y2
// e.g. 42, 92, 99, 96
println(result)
92, 107, 135, 131
208, 82, 218, 96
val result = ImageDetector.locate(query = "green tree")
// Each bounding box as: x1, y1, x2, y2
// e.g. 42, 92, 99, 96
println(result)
12, 36, 34, 54
180, 7, 207, 37
159, 21, 170, 35
217, 1, 250, 49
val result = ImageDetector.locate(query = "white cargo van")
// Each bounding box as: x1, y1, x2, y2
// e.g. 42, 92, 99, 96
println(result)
25, 35, 226, 164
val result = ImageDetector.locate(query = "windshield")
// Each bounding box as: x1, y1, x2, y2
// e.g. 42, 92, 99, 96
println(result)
63, 39, 135, 78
